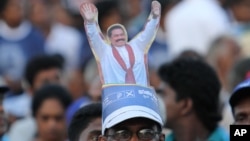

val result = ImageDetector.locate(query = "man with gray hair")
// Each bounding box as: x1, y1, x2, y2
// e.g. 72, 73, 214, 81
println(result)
206, 36, 241, 131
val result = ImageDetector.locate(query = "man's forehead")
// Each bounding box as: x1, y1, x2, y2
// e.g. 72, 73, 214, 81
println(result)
111, 28, 125, 34
108, 24, 127, 35
234, 98, 250, 114
89, 117, 102, 126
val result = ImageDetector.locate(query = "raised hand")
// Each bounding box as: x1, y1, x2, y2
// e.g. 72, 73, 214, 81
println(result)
151, 1, 161, 19
79, 2, 97, 23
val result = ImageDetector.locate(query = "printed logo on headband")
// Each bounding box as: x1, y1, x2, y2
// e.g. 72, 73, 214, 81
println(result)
103, 87, 158, 108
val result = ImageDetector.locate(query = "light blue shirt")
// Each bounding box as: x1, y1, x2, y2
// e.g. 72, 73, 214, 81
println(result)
2, 134, 9, 141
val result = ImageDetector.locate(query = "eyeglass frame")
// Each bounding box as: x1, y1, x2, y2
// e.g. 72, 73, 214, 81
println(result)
104, 128, 162, 141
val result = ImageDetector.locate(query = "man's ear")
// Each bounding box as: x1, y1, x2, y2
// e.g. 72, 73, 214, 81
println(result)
160, 133, 165, 141
98, 135, 107, 141
180, 98, 193, 116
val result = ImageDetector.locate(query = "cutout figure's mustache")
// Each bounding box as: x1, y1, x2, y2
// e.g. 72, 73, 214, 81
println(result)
116, 39, 125, 42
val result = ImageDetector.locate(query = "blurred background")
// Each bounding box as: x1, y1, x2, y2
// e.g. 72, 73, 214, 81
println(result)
0, 0, 250, 140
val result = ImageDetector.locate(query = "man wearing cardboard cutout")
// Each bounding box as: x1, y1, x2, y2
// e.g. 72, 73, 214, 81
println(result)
80, 1, 161, 86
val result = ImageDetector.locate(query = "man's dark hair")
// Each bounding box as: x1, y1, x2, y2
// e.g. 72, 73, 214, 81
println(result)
107, 24, 124, 38
0, 86, 9, 101
24, 55, 63, 87
224, 0, 246, 7
230, 87, 250, 114
68, 103, 102, 141
32, 84, 72, 117
158, 57, 222, 132
0, 0, 8, 14
179, 49, 203, 60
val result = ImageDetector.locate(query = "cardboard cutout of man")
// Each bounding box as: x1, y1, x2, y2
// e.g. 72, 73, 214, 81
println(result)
80, 1, 161, 86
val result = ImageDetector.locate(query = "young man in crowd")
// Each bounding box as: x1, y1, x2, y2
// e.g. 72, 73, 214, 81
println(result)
24, 55, 63, 94
3, 55, 63, 141
230, 78, 250, 125
4, 55, 63, 118
68, 103, 102, 141
32, 84, 72, 141
8, 55, 64, 141
158, 57, 229, 141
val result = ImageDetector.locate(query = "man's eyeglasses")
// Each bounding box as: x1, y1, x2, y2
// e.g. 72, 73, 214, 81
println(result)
106, 128, 161, 141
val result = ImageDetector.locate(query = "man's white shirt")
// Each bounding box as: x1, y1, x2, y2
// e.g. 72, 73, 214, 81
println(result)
165, 0, 230, 59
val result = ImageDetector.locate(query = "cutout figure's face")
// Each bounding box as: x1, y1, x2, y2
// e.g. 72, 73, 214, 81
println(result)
110, 28, 126, 47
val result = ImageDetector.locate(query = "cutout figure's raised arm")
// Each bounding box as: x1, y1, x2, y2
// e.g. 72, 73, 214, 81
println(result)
80, 3, 108, 59
130, 1, 161, 52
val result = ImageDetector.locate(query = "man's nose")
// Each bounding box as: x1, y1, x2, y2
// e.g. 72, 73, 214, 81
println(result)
48, 119, 57, 128
130, 134, 139, 141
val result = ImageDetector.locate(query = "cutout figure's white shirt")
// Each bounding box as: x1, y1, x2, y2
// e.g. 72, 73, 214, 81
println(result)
85, 18, 159, 86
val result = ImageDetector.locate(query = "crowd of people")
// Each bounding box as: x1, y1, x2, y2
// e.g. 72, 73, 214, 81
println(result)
0, 0, 250, 141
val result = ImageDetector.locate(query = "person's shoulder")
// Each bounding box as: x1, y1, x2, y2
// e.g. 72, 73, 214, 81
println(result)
165, 132, 174, 141
53, 23, 82, 37
28, 24, 46, 40
51, 23, 83, 44
1, 134, 9, 141
166, 1, 195, 24
68, 96, 91, 111
208, 126, 229, 141
168, 0, 193, 16
0, 20, 5, 31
